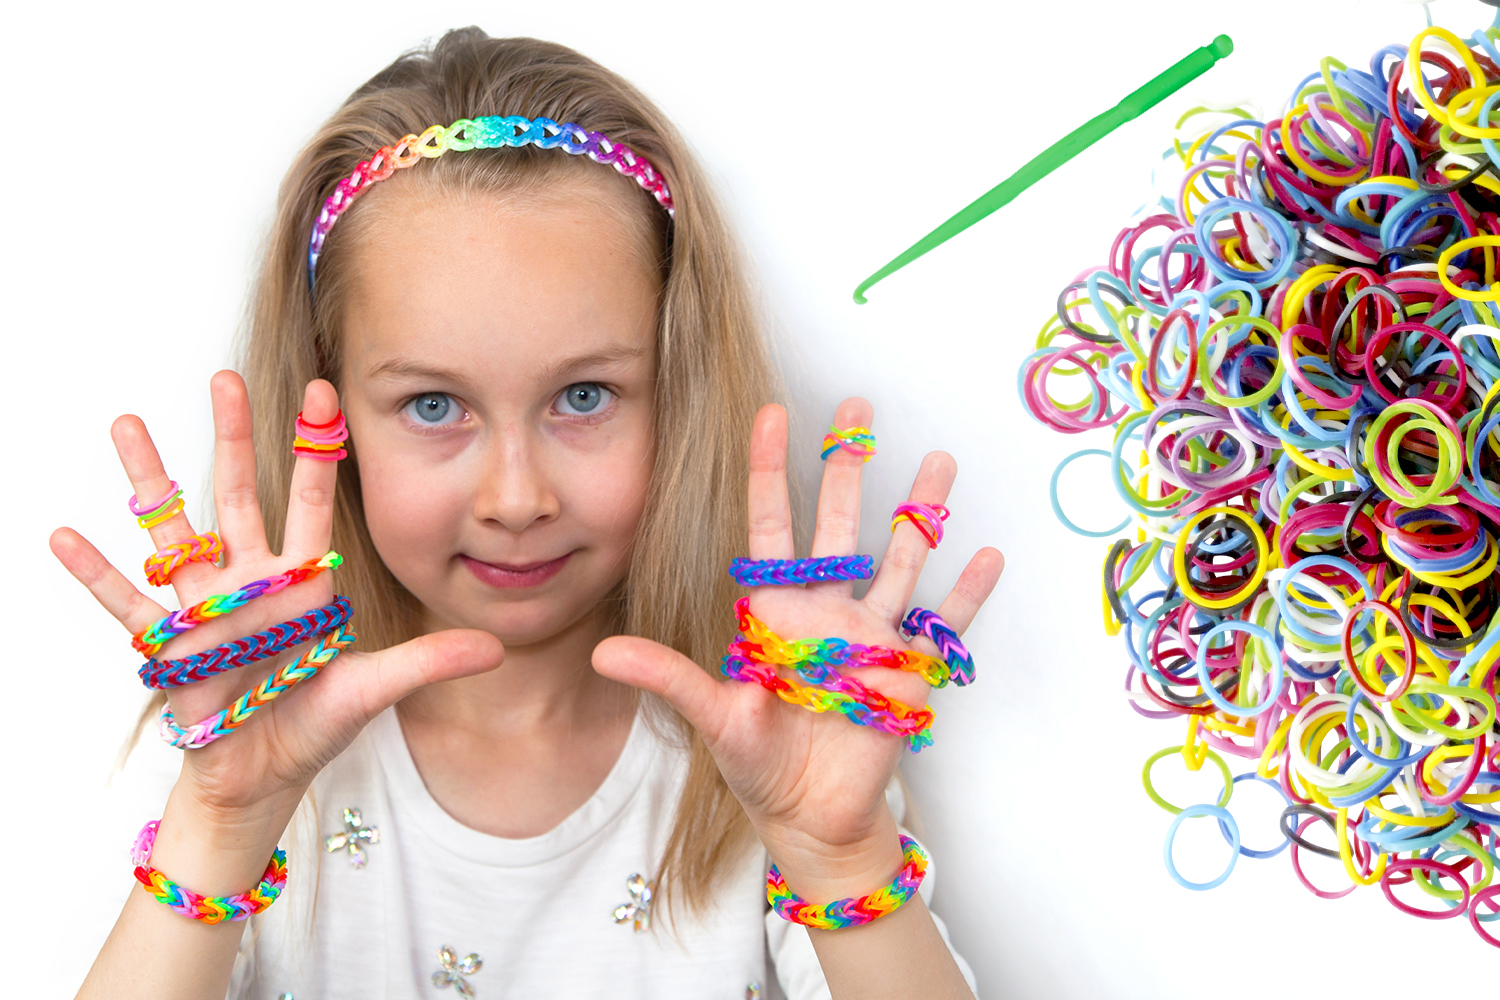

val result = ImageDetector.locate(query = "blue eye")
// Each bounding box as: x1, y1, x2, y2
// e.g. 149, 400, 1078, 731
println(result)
556, 383, 613, 415
405, 392, 460, 425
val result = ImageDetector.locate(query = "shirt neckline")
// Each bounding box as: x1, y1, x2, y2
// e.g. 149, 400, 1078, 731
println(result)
370, 703, 652, 867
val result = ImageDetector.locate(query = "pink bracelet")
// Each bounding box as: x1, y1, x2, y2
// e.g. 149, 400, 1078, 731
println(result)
890, 502, 950, 548
131, 820, 288, 924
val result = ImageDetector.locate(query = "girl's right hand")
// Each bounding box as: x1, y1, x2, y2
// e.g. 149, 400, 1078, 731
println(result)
50, 371, 504, 832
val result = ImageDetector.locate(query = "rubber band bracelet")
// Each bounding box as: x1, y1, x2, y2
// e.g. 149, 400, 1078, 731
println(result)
890, 502, 950, 549
729, 597, 949, 686
728, 556, 874, 587
132, 552, 342, 655
293, 410, 349, 461
767, 835, 927, 928
140, 597, 354, 689
143, 532, 223, 587
820, 426, 877, 462
132, 820, 287, 924
900, 608, 976, 687
158, 622, 356, 749
128, 481, 184, 530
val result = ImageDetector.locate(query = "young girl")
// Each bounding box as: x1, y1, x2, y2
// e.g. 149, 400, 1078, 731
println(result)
54, 28, 1002, 999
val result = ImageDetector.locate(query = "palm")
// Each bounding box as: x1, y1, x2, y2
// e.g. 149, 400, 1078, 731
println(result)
51, 372, 501, 816
595, 399, 1002, 852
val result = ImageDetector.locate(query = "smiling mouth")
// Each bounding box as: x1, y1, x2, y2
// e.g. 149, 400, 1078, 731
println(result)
460, 552, 573, 589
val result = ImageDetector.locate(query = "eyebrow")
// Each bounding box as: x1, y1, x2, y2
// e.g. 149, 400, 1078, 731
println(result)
364, 345, 650, 388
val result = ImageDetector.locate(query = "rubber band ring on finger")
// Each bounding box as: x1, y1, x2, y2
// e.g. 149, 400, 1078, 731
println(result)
890, 502, 950, 549
143, 533, 224, 587
293, 410, 349, 461
820, 425, 877, 462
1164, 803, 1241, 891
900, 608, 976, 687
128, 482, 185, 529
1050, 449, 1132, 537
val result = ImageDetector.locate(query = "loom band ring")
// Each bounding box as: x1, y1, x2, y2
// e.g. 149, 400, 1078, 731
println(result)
1054, 279, 1133, 345
1279, 803, 1344, 860
1341, 600, 1419, 702
819, 426, 877, 462
1362, 322, 1472, 410
1161, 803, 1241, 892
1142, 745, 1235, 816
1420, 739, 1489, 806
1018, 349, 1116, 431
1122, 663, 1190, 721
1047, 450, 1134, 540
1398, 532, 1499, 590
140, 598, 356, 689
1196, 318, 1286, 410
1437, 235, 1500, 302
136, 496, 186, 531
1343, 689, 1427, 768
1415, 147, 1495, 194
1396, 679, 1498, 740
1382, 527, 1489, 575
1170, 507, 1270, 613
1141, 309, 1201, 402
1218, 773, 1296, 860
1399, 578, 1491, 653
1382, 856, 1473, 918
1194, 198, 1299, 289
1407, 28, 1489, 128
1289, 813, 1361, 899
1282, 347, 1364, 412
128, 481, 183, 519
143, 532, 225, 588
1194, 621, 1283, 718
1367, 404, 1466, 505
1102, 539, 1137, 630
1271, 557, 1372, 645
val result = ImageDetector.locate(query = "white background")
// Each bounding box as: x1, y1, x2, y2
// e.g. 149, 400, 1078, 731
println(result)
5, 0, 1497, 994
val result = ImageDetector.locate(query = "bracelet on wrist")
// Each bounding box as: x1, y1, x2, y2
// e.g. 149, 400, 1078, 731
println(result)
131, 820, 288, 924
767, 835, 928, 928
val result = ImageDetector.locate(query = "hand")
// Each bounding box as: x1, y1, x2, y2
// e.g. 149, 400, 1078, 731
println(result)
593, 398, 1003, 898
51, 372, 503, 832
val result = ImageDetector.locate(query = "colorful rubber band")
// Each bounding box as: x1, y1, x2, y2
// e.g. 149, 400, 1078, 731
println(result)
128, 481, 184, 530
890, 502, 950, 549
767, 835, 927, 928
140, 597, 354, 689
820, 426, 877, 462
158, 622, 356, 748
132, 820, 287, 924
293, 410, 349, 462
132, 552, 342, 656
727, 556, 875, 587
143, 532, 223, 587
900, 608, 976, 687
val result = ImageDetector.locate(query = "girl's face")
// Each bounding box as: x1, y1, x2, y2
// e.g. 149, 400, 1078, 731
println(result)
339, 172, 660, 644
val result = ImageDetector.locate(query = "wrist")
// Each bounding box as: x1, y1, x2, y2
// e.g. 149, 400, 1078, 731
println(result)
758, 812, 906, 905
143, 781, 300, 898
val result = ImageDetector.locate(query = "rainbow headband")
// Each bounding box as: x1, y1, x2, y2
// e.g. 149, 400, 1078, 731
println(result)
307, 114, 674, 288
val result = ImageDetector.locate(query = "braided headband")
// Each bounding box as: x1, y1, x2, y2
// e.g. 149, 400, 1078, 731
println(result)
140, 597, 354, 689
308, 115, 675, 287
159, 622, 356, 749
728, 556, 874, 587
768, 834, 928, 929
133, 820, 287, 924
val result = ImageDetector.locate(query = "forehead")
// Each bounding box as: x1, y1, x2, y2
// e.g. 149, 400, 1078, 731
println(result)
340, 174, 660, 385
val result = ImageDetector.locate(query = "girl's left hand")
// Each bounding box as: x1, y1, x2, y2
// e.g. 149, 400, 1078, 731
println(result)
593, 398, 1003, 901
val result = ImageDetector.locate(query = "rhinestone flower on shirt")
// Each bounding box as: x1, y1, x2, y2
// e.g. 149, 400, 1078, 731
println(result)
431, 945, 482, 998
612, 873, 655, 932
746, 983, 763, 999
323, 807, 380, 868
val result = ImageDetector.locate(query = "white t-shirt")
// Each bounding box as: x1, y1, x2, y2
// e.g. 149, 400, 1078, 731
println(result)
226, 707, 978, 999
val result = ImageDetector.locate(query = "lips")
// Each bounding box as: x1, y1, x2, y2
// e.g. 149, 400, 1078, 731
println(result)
460, 552, 572, 589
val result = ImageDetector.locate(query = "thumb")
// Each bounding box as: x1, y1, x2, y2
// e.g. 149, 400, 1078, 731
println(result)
344, 628, 505, 724
593, 635, 728, 741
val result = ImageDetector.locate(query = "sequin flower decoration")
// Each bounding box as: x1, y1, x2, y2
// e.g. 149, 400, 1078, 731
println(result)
432, 945, 482, 998
612, 873, 655, 932
323, 807, 380, 869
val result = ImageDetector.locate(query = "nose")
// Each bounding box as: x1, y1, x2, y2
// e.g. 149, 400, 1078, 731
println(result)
471, 420, 560, 532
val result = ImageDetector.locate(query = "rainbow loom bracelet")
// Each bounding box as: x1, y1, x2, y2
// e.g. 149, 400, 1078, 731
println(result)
890, 502, 950, 549
132, 820, 287, 924
729, 597, 950, 686
767, 835, 928, 928
293, 410, 349, 461
728, 556, 875, 587
900, 608, 976, 687
128, 482, 185, 529
308, 115, 674, 285
140, 597, 354, 689
820, 426, 878, 462
132, 552, 342, 656
158, 622, 356, 748
143, 532, 223, 587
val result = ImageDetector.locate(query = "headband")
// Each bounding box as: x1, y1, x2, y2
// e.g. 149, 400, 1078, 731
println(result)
307, 114, 674, 288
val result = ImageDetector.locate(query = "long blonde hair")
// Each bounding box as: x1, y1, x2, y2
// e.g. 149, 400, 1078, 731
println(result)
222, 28, 771, 921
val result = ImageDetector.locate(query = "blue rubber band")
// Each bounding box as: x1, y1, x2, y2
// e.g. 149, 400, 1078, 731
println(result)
1165, 803, 1241, 890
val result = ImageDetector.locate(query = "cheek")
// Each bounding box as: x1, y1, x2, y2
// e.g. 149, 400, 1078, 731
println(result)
355, 432, 470, 573
554, 418, 655, 550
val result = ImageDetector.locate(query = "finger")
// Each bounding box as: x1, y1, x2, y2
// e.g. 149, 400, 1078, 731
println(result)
932, 547, 1005, 635
807, 398, 874, 588
49, 527, 168, 633
863, 451, 957, 624
340, 628, 505, 726
283, 379, 342, 557
592, 635, 730, 743
112, 413, 197, 554
211, 370, 271, 559
746, 404, 795, 561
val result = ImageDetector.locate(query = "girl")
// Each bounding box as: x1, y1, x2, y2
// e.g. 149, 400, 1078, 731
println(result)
53, 28, 1002, 999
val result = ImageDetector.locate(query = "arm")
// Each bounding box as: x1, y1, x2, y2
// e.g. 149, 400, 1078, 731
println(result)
56, 373, 502, 1000
595, 397, 1002, 1000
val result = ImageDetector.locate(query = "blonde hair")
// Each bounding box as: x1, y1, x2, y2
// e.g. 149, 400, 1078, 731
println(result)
140, 28, 777, 922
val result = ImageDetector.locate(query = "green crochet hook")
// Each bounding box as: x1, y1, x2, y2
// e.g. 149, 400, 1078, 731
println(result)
852, 33, 1234, 304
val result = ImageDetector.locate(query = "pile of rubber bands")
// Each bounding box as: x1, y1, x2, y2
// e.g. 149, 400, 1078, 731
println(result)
1022, 24, 1500, 943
